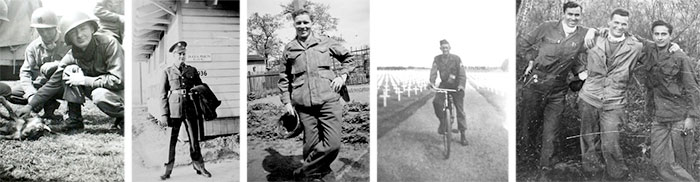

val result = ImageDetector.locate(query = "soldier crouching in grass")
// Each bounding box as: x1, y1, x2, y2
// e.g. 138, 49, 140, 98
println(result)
157, 41, 212, 180
7, 7, 69, 121
279, 8, 356, 181
16, 11, 124, 132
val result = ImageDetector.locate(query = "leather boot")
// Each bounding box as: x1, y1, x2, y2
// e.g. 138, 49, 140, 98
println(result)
50, 103, 83, 132
193, 161, 212, 178
160, 162, 174, 180
111, 117, 124, 131
460, 131, 467, 146
40, 100, 63, 121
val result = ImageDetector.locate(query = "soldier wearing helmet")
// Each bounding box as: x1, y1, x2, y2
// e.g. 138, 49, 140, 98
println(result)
16, 11, 124, 132
6, 7, 69, 121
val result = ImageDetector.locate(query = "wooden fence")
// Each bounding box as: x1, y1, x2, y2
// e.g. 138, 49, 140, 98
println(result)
248, 71, 369, 94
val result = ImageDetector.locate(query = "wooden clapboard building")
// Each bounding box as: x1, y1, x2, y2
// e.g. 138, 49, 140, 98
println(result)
132, 0, 239, 136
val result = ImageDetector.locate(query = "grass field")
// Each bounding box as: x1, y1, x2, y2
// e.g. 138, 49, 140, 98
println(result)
0, 81, 123, 181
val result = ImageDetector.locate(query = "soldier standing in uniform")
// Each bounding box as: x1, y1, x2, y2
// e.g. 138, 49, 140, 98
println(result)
641, 20, 700, 181
7, 8, 69, 120
157, 41, 212, 180
429, 39, 468, 146
279, 9, 356, 181
16, 11, 124, 131
516, 2, 594, 178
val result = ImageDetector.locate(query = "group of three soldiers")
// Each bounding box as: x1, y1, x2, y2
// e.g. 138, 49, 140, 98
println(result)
0, 7, 124, 132
518, 1, 700, 181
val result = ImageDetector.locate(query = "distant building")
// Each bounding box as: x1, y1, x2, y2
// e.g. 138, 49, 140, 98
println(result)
0, 0, 41, 80
247, 54, 265, 75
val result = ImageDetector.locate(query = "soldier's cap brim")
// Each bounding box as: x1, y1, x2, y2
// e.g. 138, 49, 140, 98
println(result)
169, 41, 187, 53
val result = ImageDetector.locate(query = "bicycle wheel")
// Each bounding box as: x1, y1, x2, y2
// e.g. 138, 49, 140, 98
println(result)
443, 108, 451, 159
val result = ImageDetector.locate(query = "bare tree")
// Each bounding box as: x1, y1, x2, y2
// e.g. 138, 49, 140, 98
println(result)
248, 13, 284, 70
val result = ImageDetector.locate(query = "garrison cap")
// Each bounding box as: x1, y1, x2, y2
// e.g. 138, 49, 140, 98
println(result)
440, 39, 449, 45
169, 41, 187, 53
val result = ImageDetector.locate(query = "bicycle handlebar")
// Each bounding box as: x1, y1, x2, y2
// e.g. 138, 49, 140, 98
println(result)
431, 87, 457, 93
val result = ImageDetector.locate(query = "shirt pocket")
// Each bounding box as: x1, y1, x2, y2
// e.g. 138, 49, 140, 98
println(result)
314, 46, 332, 67
168, 92, 183, 118
659, 60, 682, 95
286, 50, 306, 74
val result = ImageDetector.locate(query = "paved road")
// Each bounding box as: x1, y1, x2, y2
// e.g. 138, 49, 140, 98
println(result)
378, 84, 508, 181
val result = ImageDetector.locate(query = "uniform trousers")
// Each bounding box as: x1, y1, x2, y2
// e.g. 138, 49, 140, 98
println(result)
295, 100, 342, 177
651, 121, 696, 181
432, 90, 467, 132
167, 99, 204, 164
579, 100, 628, 178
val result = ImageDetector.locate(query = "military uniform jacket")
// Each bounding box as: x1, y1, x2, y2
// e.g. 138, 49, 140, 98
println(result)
518, 20, 588, 88
579, 36, 643, 110
28, 32, 124, 108
278, 33, 356, 107
160, 63, 203, 119
641, 44, 700, 122
430, 54, 466, 89
19, 38, 70, 99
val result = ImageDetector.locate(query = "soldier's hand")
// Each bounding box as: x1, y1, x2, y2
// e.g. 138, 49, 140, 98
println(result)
669, 43, 683, 53
524, 61, 534, 75
63, 66, 86, 86
284, 103, 295, 116
16, 105, 33, 118
683, 117, 695, 130
331, 75, 347, 92
458, 86, 465, 92
158, 115, 169, 127
64, 74, 87, 87
578, 71, 588, 80
584, 28, 597, 48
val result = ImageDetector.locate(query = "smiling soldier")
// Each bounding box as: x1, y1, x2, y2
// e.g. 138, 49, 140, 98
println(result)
278, 8, 356, 181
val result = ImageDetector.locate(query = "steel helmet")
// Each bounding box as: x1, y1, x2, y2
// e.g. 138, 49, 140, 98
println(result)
277, 110, 303, 139
58, 11, 98, 44
30, 8, 59, 28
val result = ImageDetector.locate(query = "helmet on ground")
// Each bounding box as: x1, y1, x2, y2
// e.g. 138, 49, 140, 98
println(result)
30, 8, 59, 28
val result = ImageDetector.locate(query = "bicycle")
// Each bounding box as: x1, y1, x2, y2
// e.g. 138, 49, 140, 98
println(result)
433, 87, 457, 159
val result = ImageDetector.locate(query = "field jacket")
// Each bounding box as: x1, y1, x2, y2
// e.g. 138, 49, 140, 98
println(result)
517, 20, 588, 89
430, 53, 466, 89
28, 33, 124, 108
641, 44, 700, 122
579, 36, 643, 110
19, 38, 70, 99
278, 33, 356, 107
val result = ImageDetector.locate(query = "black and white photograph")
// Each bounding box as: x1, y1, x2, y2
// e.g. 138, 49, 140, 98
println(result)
246, 0, 369, 181
373, 0, 510, 181
130, 0, 240, 181
0, 0, 124, 181
517, 0, 700, 181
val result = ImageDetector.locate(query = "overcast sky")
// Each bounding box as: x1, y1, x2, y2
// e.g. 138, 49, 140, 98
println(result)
372, 0, 514, 67
248, 0, 370, 50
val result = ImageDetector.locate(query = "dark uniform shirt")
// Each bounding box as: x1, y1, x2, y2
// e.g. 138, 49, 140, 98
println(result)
642, 44, 700, 122
429, 54, 466, 89
160, 63, 203, 118
278, 33, 356, 107
518, 20, 588, 87
28, 32, 124, 108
